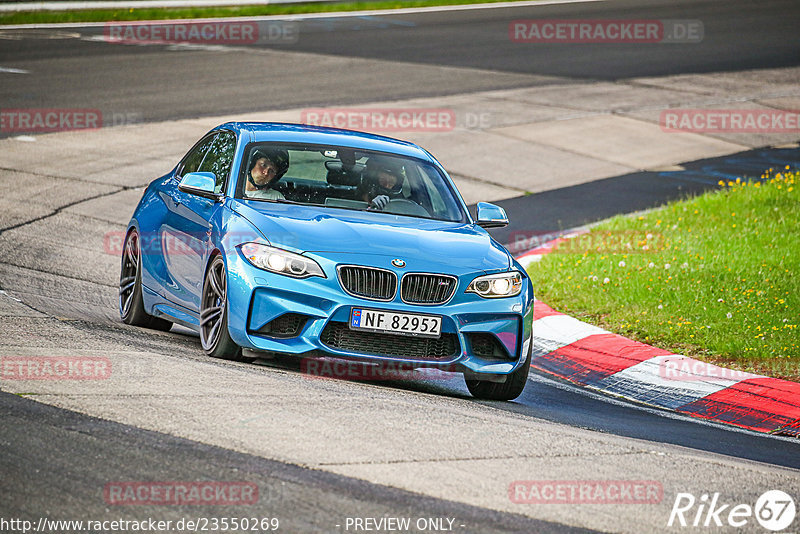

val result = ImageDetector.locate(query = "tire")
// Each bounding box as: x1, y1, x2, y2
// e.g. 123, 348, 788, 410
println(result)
200, 255, 253, 362
119, 228, 173, 331
465, 338, 532, 401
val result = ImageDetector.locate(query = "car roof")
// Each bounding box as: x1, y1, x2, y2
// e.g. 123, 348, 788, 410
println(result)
218, 122, 435, 162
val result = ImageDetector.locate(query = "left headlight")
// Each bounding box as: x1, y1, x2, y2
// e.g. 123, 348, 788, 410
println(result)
239, 243, 325, 279
466, 271, 523, 298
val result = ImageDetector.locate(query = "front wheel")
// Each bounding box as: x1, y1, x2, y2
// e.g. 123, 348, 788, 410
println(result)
200, 255, 252, 362
465, 339, 531, 401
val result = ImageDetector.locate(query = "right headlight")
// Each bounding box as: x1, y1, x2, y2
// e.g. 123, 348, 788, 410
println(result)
238, 243, 325, 279
466, 271, 523, 298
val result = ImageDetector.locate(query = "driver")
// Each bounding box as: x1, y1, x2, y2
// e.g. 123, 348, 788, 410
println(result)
359, 156, 406, 210
244, 148, 289, 200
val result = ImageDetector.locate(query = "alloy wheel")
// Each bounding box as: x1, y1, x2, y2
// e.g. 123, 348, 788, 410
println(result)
119, 231, 140, 317
201, 257, 227, 351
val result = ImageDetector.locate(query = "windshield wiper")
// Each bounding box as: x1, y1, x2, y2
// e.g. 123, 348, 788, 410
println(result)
249, 197, 305, 205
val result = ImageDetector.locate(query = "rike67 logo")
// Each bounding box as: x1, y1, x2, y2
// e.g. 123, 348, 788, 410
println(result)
668, 490, 796, 531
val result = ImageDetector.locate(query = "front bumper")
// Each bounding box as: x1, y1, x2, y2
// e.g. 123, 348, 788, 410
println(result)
224, 252, 534, 375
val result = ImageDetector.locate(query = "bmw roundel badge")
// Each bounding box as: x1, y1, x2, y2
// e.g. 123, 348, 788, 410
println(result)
391, 259, 406, 268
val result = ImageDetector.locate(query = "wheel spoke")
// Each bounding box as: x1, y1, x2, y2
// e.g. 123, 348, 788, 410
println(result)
125, 237, 138, 268
122, 291, 134, 312
119, 278, 136, 295
216, 265, 226, 298
206, 320, 221, 345
209, 266, 224, 299
200, 306, 222, 326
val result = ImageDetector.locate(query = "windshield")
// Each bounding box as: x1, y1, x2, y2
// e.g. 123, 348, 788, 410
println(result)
235, 143, 467, 222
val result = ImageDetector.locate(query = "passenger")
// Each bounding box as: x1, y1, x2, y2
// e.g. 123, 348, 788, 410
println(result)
244, 149, 289, 200
359, 157, 406, 210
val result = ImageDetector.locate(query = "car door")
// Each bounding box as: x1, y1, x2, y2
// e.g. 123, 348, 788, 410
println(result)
143, 132, 215, 307
160, 131, 236, 312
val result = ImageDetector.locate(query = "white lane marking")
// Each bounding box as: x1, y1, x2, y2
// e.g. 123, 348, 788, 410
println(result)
0, 29, 81, 39
0, 67, 29, 74
12, 136, 37, 142
517, 254, 542, 270
82, 34, 235, 52
0, 290, 23, 302
0, 0, 606, 29
532, 314, 607, 355
595, 355, 745, 408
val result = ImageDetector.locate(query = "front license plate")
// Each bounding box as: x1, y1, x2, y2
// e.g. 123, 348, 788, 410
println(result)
350, 308, 442, 338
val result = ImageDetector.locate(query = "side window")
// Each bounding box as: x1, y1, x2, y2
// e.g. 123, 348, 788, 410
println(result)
198, 131, 237, 194
177, 133, 217, 178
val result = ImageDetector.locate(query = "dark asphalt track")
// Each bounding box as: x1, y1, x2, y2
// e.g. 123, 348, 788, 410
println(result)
252, 352, 800, 471
267, 353, 800, 471
0, 0, 798, 125
278, 0, 800, 79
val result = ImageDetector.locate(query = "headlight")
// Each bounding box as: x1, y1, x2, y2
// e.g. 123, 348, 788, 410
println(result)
239, 243, 325, 279
466, 271, 523, 298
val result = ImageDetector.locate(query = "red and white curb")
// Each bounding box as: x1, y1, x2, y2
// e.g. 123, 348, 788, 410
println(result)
517, 241, 800, 437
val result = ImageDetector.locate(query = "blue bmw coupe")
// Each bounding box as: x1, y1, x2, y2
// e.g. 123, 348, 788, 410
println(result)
120, 122, 534, 400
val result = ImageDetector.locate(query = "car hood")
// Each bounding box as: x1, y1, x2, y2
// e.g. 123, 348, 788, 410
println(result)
231, 200, 511, 274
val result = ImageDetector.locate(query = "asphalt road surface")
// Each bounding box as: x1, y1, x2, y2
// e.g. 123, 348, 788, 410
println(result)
1, 0, 798, 124
1, 0, 800, 532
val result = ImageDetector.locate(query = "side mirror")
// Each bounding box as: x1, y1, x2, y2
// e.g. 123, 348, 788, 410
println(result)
476, 202, 509, 228
178, 172, 222, 201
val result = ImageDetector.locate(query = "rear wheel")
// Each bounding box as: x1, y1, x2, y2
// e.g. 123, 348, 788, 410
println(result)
200, 255, 253, 362
119, 229, 172, 331
465, 339, 531, 401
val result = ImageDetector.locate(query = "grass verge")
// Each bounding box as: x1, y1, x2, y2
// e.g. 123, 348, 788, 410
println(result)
1, 0, 526, 25
527, 168, 799, 381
